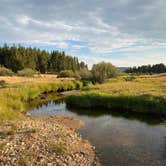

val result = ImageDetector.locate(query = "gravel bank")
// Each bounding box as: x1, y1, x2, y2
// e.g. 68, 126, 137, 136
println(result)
0, 116, 100, 166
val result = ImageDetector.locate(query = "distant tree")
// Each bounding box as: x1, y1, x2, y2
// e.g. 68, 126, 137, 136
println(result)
80, 61, 87, 69
126, 63, 166, 74
36, 50, 49, 73
92, 61, 118, 83
0, 44, 88, 74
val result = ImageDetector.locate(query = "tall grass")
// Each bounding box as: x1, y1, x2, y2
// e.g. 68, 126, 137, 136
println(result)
0, 80, 83, 120
66, 75, 166, 116
66, 93, 166, 115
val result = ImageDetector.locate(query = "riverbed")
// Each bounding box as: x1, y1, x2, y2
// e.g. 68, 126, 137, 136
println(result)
29, 100, 166, 166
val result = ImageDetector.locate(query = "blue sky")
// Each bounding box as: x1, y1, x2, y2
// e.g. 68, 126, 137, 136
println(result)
0, 0, 166, 68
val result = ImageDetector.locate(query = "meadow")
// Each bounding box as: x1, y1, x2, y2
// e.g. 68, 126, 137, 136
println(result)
0, 75, 82, 120
1, 74, 166, 120
66, 74, 166, 115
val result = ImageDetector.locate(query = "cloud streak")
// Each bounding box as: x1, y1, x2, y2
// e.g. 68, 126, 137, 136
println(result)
0, 0, 165, 67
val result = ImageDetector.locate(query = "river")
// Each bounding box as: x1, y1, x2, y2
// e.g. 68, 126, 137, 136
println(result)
29, 100, 166, 166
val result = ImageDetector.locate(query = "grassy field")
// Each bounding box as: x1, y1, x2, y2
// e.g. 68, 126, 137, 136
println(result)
0, 75, 82, 120
66, 74, 166, 115
1, 74, 166, 120
0, 74, 74, 84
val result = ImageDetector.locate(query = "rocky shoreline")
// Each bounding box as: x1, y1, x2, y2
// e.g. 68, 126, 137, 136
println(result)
0, 116, 100, 166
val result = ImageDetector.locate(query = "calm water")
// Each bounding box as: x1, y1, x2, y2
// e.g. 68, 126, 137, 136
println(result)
29, 101, 166, 166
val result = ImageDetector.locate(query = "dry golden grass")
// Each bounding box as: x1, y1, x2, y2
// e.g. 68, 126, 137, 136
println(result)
0, 74, 75, 84
67, 74, 166, 114
85, 74, 166, 97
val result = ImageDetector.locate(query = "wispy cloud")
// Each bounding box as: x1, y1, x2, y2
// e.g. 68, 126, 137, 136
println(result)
0, 0, 166, 67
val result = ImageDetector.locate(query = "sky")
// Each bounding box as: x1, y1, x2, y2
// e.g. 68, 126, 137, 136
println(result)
0, 0, 166, 68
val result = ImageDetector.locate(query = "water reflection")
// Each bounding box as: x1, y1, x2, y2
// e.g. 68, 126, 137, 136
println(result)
69, 107, 166, 125
28, 99, 166, 166
28, 97, 165, 125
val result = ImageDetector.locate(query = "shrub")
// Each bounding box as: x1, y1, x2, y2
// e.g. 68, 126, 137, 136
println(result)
74, 80, 83, 89
17, 68, 36, 77
82, 80, 93, 86
123, 75, 136, 81
0, 66, 14, 76
92, 61, 118, 83
78, 69, 93, 80
0, 80, 6, 87
73, 71, 81, 79
57, 70, 75, 78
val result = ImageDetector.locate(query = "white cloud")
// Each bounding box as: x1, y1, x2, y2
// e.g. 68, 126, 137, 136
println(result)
54, 41, 68, 48
17, 15, 30, 25
0, 0, 166, 66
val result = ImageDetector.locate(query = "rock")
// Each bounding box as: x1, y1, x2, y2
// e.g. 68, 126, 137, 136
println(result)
0, 117, 100, 166
25, 112, 31, 117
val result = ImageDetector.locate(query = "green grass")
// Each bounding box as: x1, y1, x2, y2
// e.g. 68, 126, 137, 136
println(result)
66, 75, 166, 116
0, 143, 5, 151
0, 80, 83, 120
48, 142, 67, 153
18, 157, 28, 166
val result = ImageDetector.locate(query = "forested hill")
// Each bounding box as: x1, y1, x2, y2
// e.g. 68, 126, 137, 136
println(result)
0, 44, 87, 73
126, 63, 166, 74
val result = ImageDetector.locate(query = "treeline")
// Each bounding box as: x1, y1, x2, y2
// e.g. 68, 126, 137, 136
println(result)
0, 44, 87, 73
125, 63, 166, 74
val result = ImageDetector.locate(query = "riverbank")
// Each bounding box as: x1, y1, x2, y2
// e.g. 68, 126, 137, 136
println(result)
1, 74, 166, 165
28, 100, 166, 166
0, 115, 100, 165
0, 76, 100, 165
66, 74, 166, 116
0, 76, 83, 120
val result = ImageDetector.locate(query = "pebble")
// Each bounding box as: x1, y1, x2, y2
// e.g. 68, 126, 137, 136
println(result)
0, 117, 101, 166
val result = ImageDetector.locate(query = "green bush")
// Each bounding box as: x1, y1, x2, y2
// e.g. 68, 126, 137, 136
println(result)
0, 66, 14, 76
74, 81, 83, 89
57, 70, 75, 78
73, 71, 81, 79
92, 61, 118, 83
123, 76, 136, 81
78, 69, 92, 80
0, 80, 6, 87
82, 80, 93, 86
17, 68, 36, 77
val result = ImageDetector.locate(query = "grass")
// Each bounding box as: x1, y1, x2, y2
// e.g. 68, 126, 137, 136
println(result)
29, 128, 38, 133
48, 142, 67, 153
0, 143, 5, 151
1, 74, 166, 119
0, 75, 83, 120
5, 129, 15, 136
66, 74, 166, 116
18, 157, 28, 166
0, 123, 16, 138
